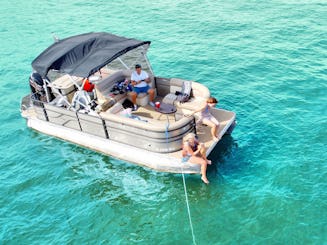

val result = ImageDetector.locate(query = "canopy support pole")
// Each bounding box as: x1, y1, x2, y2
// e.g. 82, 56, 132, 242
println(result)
117, 57, 130, 70
68, 76, 83, 91
141, 46, 154, 75
43, 79, 51, 103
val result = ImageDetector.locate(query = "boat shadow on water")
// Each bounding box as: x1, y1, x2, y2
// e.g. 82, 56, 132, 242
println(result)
207, 134, 240, 177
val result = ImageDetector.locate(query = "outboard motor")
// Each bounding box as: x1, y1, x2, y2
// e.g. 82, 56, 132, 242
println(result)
29, 72, 46, 102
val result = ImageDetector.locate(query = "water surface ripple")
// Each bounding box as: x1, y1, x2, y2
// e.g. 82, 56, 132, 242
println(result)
0, 0, 326, 244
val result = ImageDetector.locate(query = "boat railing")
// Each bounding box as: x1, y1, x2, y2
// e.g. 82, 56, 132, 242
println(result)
25, 94, 196, 153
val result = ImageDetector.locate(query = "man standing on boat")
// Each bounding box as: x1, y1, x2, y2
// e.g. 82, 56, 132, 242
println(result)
130, 64, 155, 111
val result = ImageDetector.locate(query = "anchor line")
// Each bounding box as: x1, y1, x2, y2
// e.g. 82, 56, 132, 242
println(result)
165, 120, 196, 244
180, 165, 197, 245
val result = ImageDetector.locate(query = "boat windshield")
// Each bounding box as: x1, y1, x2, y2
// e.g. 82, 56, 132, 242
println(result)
104, 44, 154, 76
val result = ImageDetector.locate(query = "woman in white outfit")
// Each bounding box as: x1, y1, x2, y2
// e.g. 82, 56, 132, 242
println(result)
189, 97, 220, 141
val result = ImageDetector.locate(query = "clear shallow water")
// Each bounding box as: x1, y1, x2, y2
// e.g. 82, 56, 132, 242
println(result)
0, 0, 326, 244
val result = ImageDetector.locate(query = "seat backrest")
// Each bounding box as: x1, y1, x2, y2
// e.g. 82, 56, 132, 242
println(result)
169, 78, 183, 94
191, 82, 210, 98
96, 70, 132, 94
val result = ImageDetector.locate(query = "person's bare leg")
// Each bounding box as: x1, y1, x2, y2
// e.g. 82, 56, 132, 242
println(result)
190, 156, 209, 184
199, 144, 211, 165
211, 118, 220, 140
212, 125, 219, 141
148, 88, 155, 102
130, 91, 137, 105
200, 161, 209, 184
202, 119, 218, 141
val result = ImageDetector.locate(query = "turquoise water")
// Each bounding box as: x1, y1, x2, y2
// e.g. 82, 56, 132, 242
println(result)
1, 0, 326, 244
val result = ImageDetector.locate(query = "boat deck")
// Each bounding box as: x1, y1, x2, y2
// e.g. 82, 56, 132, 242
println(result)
131, 104, 231, 159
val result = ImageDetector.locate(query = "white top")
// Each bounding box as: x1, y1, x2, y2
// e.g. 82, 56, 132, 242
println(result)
131, 70, 149, 88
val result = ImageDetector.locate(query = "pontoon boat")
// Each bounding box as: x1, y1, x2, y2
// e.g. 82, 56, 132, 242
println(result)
20, 32, 236, 174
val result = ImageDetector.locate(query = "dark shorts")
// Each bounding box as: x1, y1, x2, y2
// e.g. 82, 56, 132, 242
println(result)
133, 85, 150, 94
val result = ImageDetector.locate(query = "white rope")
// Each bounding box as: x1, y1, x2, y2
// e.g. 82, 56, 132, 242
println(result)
165, 119, 196, 244
181, 165, 197, 245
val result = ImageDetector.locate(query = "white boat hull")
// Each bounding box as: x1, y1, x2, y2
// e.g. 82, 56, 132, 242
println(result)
26, 117, 201, 174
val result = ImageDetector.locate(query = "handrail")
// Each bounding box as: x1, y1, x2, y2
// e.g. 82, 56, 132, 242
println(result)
99, 111, 194, 133
28, 93, 196, 152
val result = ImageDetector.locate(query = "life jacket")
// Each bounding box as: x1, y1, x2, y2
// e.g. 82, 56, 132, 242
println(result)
83, 79, 94, 92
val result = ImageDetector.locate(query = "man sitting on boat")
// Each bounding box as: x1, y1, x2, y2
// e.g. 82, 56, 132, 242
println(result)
129, 64, 155, 111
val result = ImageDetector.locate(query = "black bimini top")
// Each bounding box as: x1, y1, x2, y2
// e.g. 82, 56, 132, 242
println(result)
32, 32, 151, 78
